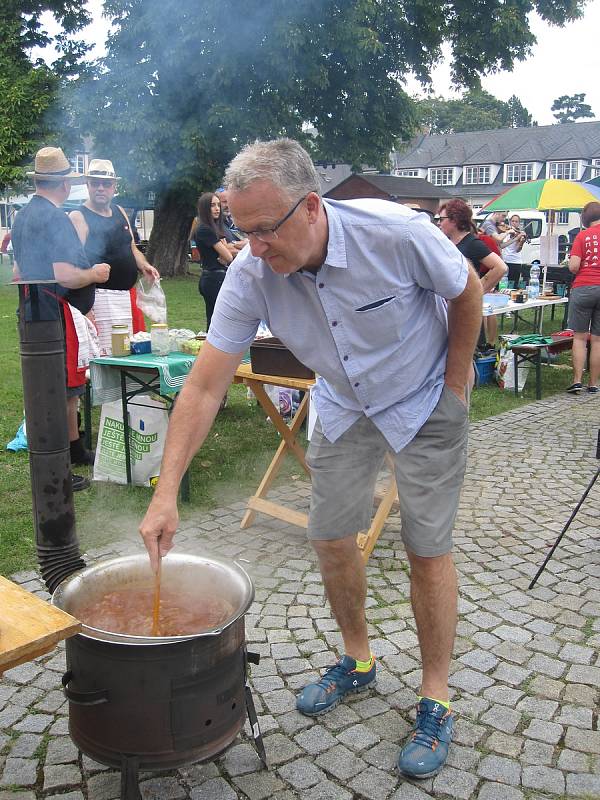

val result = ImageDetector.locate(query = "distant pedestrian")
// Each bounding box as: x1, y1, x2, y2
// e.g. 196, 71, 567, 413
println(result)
566, 201, 600, 394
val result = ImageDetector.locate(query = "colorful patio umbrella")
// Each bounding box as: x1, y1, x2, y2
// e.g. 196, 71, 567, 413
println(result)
482, 179, 598, 212
582, 177, 600, 200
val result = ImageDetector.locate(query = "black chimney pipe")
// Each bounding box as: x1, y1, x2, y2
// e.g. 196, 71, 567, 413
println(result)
17, 282, 85, 593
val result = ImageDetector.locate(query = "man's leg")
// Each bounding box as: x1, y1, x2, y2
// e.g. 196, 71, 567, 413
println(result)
407, 550, 457, 702
296, 417, 384, 716
393, 385, 469, 778
67, 396, 80, 442
312, 535, 370, 662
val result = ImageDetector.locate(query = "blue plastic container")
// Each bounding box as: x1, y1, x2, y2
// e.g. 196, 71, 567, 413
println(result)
130, 340, 152, 355
475, 355, 497, 386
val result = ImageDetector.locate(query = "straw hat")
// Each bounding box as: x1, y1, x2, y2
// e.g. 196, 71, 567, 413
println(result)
84, 159, 120, 181
27, 147, 85, 182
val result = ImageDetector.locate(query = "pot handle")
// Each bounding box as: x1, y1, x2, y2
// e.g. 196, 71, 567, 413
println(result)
62, 671, 109, 706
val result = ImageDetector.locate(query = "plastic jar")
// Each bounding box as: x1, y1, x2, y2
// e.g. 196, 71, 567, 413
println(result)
151, 323, 169, 356
111, 324, 130, 357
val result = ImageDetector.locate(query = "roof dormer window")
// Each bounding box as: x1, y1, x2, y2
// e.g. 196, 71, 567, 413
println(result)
547, 160, 579, 181
463, 166, 491, 185
428, 167, 454, 186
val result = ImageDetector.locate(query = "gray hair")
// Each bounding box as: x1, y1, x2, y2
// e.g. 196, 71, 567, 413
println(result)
225, 138, 321, 200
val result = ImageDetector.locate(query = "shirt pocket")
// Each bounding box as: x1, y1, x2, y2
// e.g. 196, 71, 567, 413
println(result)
353, 294, 404, 344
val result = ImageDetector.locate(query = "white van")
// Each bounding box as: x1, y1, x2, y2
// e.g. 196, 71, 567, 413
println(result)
474, 210, 547, 264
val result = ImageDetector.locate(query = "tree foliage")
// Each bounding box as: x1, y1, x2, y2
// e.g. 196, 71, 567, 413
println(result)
507, 95, 533, 128
72, 0, 584, 275
417, 89, 534, 134
0, 1, 90, 190
551, 93, 595, 124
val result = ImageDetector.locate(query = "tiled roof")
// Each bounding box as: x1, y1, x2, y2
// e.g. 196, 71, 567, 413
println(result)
358, 174, 450, 198
394, 121, 600, 169
326, 174, 451, 199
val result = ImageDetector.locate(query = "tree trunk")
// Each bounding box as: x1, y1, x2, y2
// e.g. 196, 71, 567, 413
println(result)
147, 188, 195, 277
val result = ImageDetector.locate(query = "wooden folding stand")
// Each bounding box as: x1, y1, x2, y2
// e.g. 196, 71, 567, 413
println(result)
234, 364, 398, 563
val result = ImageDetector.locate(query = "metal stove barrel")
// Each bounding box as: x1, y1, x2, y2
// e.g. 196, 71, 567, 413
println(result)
17, 282, 85, 592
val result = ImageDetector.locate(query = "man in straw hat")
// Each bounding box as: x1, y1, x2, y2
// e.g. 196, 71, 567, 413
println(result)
12, 146, 111, 490
70, 159, 159, 355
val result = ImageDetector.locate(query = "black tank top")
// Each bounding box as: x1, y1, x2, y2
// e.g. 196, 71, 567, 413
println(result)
80, 204, 138, 290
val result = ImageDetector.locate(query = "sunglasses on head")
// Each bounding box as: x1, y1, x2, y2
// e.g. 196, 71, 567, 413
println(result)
88, 178, 116, 188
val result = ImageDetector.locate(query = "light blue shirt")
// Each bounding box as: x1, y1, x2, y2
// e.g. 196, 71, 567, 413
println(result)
208, 198, 468, 452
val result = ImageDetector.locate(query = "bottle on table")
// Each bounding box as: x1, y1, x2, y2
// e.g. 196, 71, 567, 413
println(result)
151, 323, 169, 356
528, 264, 540, 300
498, 276, 509, 292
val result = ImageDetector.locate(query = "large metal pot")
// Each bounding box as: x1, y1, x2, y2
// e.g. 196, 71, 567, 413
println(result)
52, 553, 255, 772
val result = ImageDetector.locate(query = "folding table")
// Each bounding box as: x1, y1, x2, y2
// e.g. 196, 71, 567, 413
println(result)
234, 363, 399, 563
89, 353, 195, 500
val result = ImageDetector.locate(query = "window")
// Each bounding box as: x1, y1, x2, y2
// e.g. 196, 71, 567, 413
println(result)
429, 168, 454, 186
464, 166, 491, 185
544, 211, 569, 225
69, 154, 86, 174
395, 169, 420, 177
591, 159, 600, 179
548, 161, 578, 181
506, 163, 533, 183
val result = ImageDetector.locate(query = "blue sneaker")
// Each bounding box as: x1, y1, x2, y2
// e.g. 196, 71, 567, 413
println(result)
397, 698, 454, 778
296, 655, 376, 716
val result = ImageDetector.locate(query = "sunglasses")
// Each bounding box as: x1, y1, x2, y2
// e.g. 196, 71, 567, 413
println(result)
88, 178, 116, 188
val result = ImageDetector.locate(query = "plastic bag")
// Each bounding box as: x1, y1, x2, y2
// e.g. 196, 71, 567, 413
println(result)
6, 419, 27, 452
263, 385, 302, 420
136, 277, 167, 324
496, 336, 529, 392
93, 395, 168, 486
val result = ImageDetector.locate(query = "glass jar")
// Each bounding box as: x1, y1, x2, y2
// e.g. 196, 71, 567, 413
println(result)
151, 323, 169, 356
111, 324, 130, 357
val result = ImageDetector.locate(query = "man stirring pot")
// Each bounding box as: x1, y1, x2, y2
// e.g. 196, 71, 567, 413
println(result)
139, 139, 482, 779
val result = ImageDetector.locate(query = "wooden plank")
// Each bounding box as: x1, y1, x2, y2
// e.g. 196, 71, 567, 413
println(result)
356, 478, 399, 563
235, 363, 315, 392
245, 497, 309, 529
0, 576, 81, 673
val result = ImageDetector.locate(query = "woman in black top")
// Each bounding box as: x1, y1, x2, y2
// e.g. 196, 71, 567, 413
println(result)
438, 199, 508, 346
438, 200, 507, 288
194, 192, 235, 329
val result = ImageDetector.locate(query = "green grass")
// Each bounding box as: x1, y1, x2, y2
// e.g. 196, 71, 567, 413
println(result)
0, 274, 576, 576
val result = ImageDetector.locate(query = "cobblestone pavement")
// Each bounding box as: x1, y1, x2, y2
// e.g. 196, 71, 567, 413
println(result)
1, 393, 599, 799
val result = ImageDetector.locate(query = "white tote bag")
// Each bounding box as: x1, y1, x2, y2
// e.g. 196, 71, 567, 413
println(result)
93, 394, 168, 486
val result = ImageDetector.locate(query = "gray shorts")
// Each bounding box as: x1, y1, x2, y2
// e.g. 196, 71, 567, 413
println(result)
305, 385, 469, 557
568, 286, 600, 336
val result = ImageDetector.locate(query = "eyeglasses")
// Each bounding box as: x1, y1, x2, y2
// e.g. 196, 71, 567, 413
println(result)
434, 216, 449, 224
88, 178, 116, 188
236, 194, 309, 242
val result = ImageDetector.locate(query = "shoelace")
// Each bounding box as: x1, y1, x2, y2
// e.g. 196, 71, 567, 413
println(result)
318, 661, 350, 688
412, 708, 446, 749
